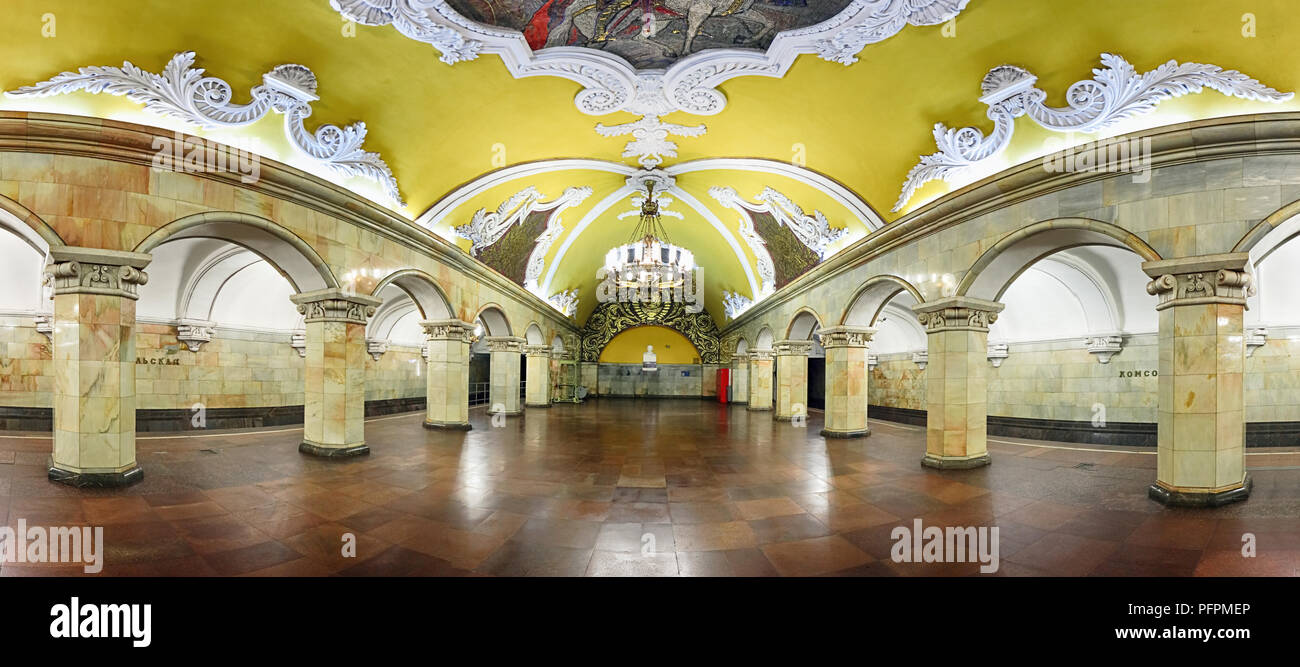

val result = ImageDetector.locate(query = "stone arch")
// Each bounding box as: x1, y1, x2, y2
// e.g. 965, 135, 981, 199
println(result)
957, 218, 1160, 301
755, 326, 774, 350
786, 308, 822, 340
371, 269, 454, 321
475, 304, 512, 337
524, 322, 545, 345
841, 275, 925, 326
133, 211, 337, 292
0, 195, 64, 252
1234, 200, 1300, 324
734, 337, 749, 354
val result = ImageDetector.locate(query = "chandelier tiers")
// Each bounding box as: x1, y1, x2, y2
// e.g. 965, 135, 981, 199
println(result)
629, 180, 672, 250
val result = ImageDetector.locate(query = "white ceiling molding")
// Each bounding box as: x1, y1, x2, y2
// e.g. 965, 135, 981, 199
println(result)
894, 52, 1295, 212
454, 185, 592, 256
330, 0, 970, 116
548, 289, 579, 318
417, 159, 636, 232
595, 115, 706, 169
665, 158, 884, 231
723, 291, 754, 321
710, 186, 847, 259
417, 157, 882, 235
524, 187, 594, 291
330, 1, 970, 160
6, 51, 405, 206
708, 186, 778, 297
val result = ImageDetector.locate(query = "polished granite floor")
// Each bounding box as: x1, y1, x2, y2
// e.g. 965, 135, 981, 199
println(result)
1, 400, 1298, 577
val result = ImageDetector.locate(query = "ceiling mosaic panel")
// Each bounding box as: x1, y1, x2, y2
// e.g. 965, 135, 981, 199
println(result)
476, 208, 551, 286
752, 210, 820, 289
446, 0, 856, 69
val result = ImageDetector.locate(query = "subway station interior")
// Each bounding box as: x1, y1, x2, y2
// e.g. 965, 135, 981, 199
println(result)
0, 0, 1299, 580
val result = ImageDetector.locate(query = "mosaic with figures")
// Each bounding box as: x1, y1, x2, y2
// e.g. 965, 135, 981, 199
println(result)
446, 0, 856, 69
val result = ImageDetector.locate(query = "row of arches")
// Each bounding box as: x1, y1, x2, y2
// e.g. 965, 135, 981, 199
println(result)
0, 207, 567, 346
733, 216, 1300, 356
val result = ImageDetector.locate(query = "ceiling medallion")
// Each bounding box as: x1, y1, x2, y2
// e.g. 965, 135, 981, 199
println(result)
6, 51, 405, 206
330, 0, 971, 162
893, 52, 1295, 213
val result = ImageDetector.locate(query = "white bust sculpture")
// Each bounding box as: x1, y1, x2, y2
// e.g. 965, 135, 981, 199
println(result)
642, 344, 657, 372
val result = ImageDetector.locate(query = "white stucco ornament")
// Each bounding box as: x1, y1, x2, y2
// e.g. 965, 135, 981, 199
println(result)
894, 53, 1294, 212
6, 51, 406, 207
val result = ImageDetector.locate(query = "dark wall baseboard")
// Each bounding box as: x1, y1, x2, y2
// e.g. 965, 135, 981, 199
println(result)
3, 400, 1298, 447
0, 396, 427, 433
867, 405, 1298, 448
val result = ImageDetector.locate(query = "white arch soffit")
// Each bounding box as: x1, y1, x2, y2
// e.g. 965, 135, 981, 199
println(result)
1246, 213, 1300, 322
386, 274, 452, 320
550, 334, 565, 352
665, 158, 883, 231
1030, 254, 1120, 335
735, 338, 749, 354
178, 246, 263, 321
755, 327, 774, 350
964, 229, 1128, 301
843, 281, 911, 327
877, 300, 927, 352
0, 210, 50, 255
789, 312, 820, 340
370, 287, 419, 339
0, 221, 48, 313
540, 185, 762, 299
330, 1, 971, 117
525, 323, 545, 345
990, 264, 1108, 343
478, 308, 511, 337
416, 160, 637, 231
159, 221, 329, 293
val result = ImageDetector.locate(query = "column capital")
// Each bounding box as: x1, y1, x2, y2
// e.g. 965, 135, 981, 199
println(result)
524, 344, 552, 357
912, 296, 1005, 333
485, 336, 526, 353
773, 339, 814, 356
1142, 253, 1252, 310
819, 325, 876, 349
732, 352, 750, 362
290, 288, 383, 324
748, 348, 774, 361
45, 246, 152, 299
420, 318, 473, 342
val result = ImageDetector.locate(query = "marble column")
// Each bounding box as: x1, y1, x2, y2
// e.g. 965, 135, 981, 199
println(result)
421, 319, 473, 430
487, 336, 525, 416
774, 340, 812, 422
524, 344, 552, 408
747, 349, 774, 411
289, 288, 383, 458
1143, 253, 1252, 507
912, 296, 1005, 470
730, 352, 749, 404
819, 325, 876, 438
46, 247, 151, 487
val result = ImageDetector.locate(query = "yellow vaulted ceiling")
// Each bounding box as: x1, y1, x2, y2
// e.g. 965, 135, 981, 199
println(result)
1, 0, 1298, 324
